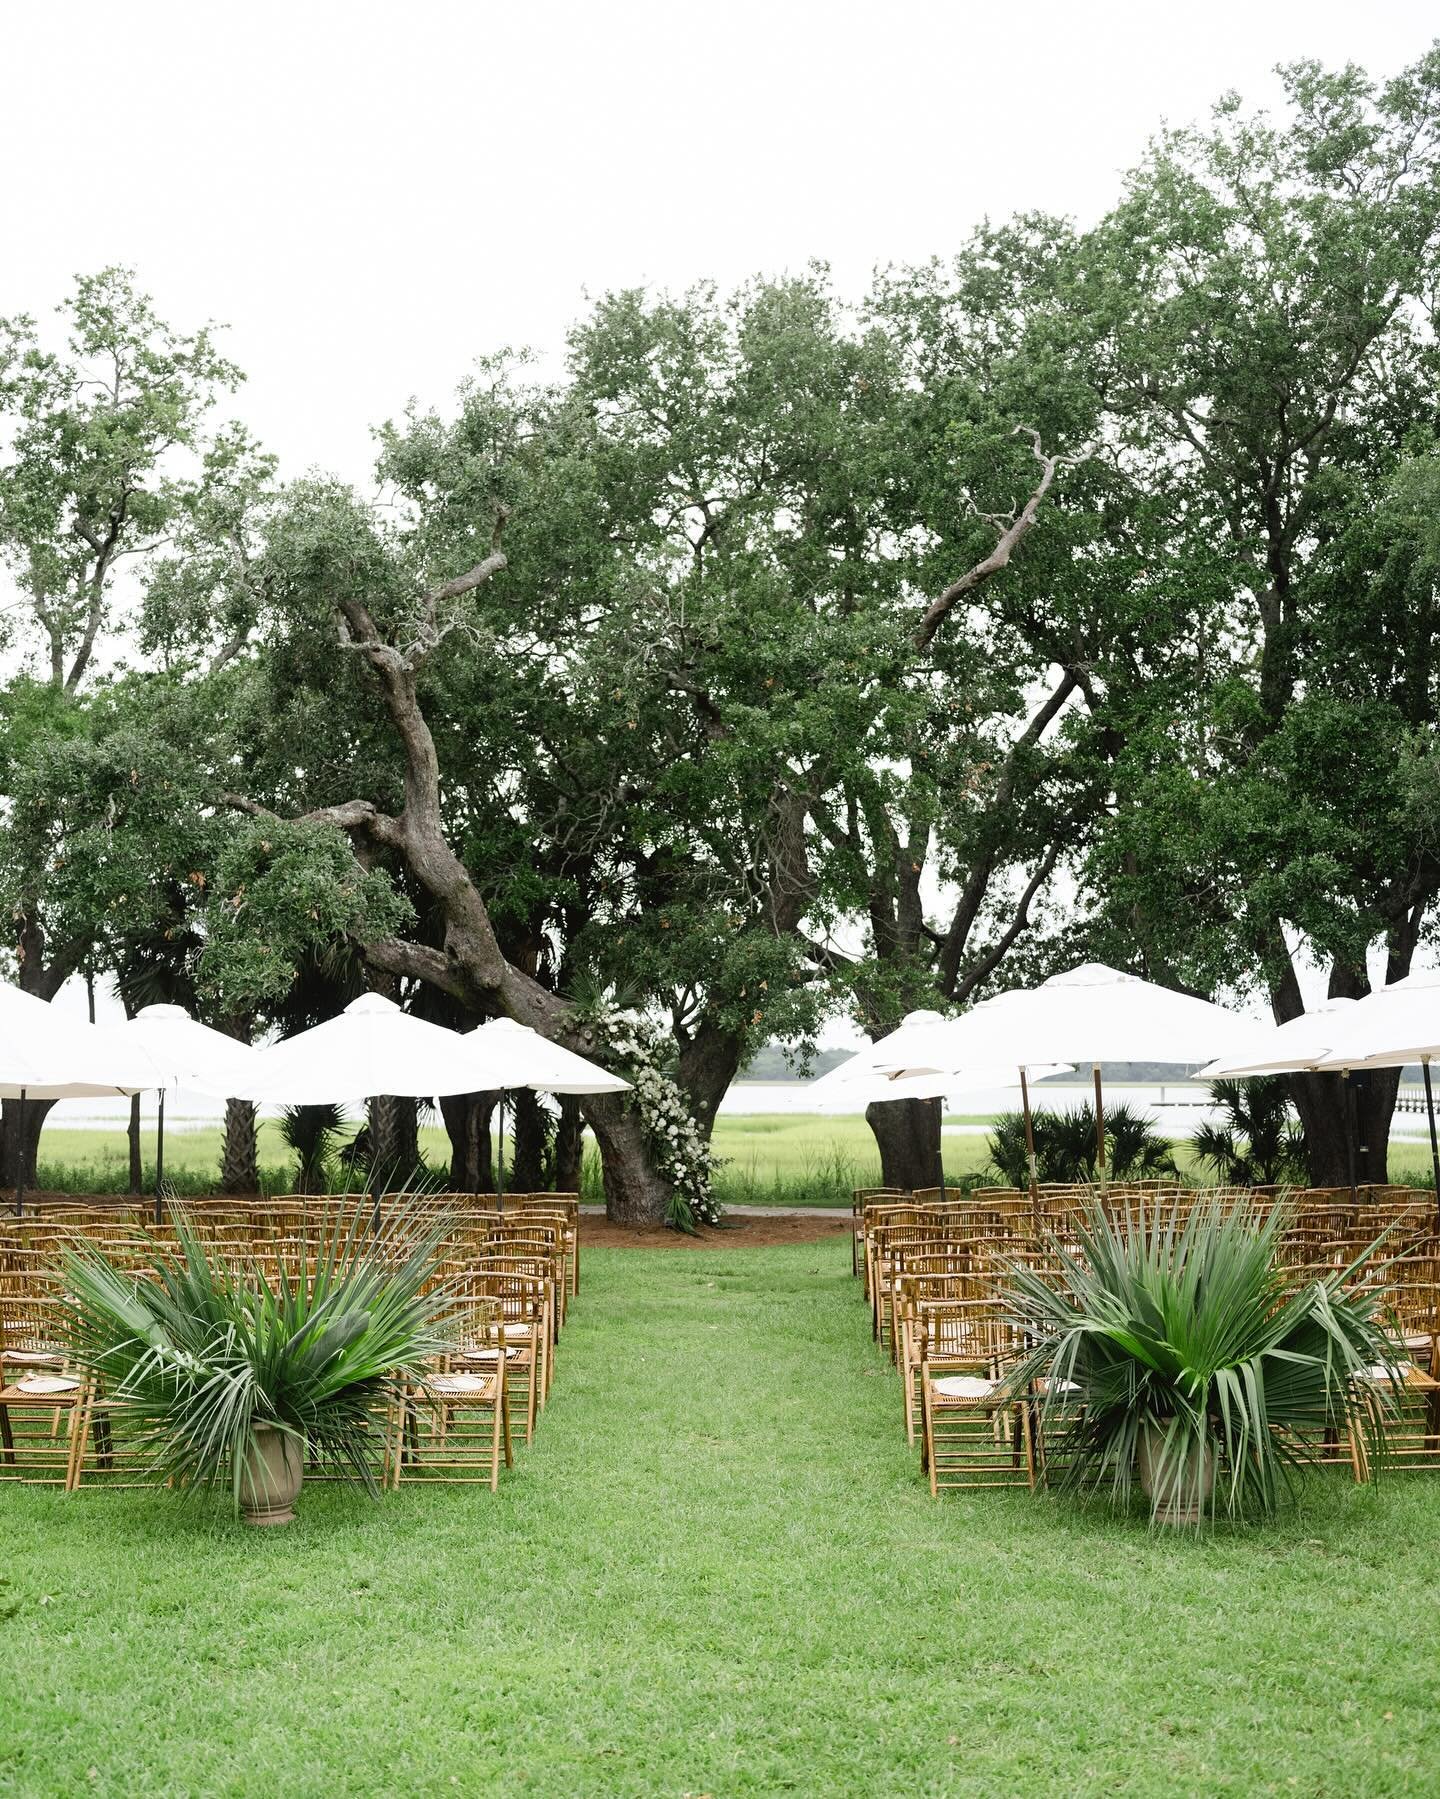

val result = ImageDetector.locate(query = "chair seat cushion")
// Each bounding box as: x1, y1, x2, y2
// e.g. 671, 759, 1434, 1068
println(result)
931, 1374, 1000, 1400
4, 1348, 64, 1366
427, 1372, 500, 1398
11, 1373, 80, 1396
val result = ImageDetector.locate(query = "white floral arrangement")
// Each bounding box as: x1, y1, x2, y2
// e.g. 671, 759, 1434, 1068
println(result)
581, 1003, 722, 1231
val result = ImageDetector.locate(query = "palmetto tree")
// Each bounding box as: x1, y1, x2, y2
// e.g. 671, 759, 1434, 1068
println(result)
988, 1102, 1176, 1186
1191, 1078, 1308, 1187
59, 1204, 453, 1512
277, 1103, 347, 1195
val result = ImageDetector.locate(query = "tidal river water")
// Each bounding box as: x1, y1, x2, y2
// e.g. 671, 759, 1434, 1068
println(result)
52, 1078, 1434, 1141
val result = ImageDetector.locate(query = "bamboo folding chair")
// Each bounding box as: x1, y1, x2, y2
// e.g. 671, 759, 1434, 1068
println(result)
386, 1296, 513, 1491
0, 1294, 88, 1490
920, 1299, 1035, 1495
448, 1267, 549, 1440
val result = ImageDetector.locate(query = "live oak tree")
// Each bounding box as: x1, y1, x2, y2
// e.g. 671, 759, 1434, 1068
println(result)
0, 270, 244, 1182
1074, 49, 1440, 1182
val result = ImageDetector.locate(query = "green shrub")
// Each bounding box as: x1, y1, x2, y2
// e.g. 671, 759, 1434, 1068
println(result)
988, 1101, 1176, 1186
1191, 1078, 1308, 1186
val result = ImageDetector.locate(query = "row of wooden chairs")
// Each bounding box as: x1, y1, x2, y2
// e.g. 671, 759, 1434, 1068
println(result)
0, 1194, 583, 1495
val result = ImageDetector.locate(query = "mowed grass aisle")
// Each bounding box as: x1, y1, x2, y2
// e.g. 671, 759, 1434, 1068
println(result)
5, 1240, 1440, 1795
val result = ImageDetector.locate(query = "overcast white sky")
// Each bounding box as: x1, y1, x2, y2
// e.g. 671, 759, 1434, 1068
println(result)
5, 1, 1437, 487
5, 1, 1434, 1054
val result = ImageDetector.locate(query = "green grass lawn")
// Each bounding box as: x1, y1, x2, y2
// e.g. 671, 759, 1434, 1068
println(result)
5, 1237, 1440, 1794
29, 1113, 1440, 1206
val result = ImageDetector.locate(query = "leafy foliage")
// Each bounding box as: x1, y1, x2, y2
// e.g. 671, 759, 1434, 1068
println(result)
1002, 1199, 1401, 1522
276, 1103, 347, 1196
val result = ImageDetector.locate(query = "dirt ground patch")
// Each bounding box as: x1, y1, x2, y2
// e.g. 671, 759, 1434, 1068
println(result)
581, 1210, 850, 1250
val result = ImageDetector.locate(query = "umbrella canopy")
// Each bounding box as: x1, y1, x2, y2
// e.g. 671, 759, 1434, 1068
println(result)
94, 1004, 262, 1092
1311, 970, 1440, 1071
1198, 998, 1360, 1079
217, 993, 499, 1105
0, 981, 163, 1099
882, 967, 1268, 1072
464, 1018, 630, 1094
809, 1011, 1071, 1105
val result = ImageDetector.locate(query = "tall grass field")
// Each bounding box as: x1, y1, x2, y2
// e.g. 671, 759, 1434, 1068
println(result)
23, 1112, 1440, 1205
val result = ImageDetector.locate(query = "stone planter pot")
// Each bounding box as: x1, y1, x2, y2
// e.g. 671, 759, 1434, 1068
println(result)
1137, 1420, 1215, 1527
240, 1424, 304, 1527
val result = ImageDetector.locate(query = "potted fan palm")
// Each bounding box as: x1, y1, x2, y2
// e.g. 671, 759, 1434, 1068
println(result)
1002, 1198, 1403, 1526
59, 1204, 452, 1525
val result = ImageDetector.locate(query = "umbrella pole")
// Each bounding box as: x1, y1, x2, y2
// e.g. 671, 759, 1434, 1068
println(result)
14, 1086, 26, 1218
1020, 1065, 1039, 1207
496, 1088, 506, 1215
1092, 1062, 1107, 1200
1343, 1071, 1357, 1204
154, 1089, 166, 1226
936, 1095, 946, 1201
1424, 1057, 1440, 1223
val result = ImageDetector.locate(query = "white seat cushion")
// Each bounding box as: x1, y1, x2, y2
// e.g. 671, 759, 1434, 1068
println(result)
427, 1372, 499, 1398
932, 1374, 999, 1400
14, 1373, 80, 1395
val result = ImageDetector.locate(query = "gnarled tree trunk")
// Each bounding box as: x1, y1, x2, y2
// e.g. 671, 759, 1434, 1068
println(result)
225, 527, 678, 1224
865, 1096, 944, 1191
582, 1093, 672, 1222
677, 1018, 748, 1143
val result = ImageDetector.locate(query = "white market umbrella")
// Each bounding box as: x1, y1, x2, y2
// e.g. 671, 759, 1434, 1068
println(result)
1198, 997, 1369, 1201
0, 982, 166, 1215
464, 1017, 629, 1204
1311, 972, 1440, 1199
218, 993, 493, 1107
0, 982, 162, 1099
873, 969, 1269, 1195
212, 993, 508, 1223
812, 1009, 1072, 1196
94, 1005, 263, 1219
1198, 997, 1359, 1080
